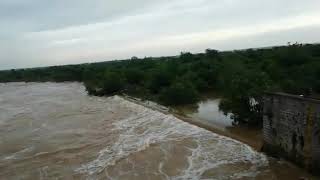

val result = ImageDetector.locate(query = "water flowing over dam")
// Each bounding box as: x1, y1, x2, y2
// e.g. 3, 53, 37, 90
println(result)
0, 83, 313, 179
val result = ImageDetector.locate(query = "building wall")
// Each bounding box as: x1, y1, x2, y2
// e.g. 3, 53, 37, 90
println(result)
263, 93, 320, 173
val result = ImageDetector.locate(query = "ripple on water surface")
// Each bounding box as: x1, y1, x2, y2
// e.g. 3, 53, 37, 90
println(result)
0, 83, 273, 179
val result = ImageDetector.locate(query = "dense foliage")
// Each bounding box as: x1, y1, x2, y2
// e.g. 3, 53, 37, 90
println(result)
1, 43, 319, 126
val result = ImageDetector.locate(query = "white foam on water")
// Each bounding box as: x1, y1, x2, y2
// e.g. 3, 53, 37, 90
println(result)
76, 96, 202, 174
3, 146, 35, 160
76, 96, 269, 179
172, 134, 268, 180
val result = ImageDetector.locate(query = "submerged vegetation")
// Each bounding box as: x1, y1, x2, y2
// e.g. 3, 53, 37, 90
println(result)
1, 43, 320, 126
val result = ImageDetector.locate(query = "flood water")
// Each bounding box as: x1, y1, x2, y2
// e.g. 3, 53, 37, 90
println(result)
187, 99, 233, 129
0, 83, 316, 179
177, 99, 264, 149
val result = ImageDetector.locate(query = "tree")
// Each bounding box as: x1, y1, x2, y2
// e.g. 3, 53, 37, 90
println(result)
147, 68, 173, 93
160, 81, 199, 105
217, 57, 272, 125
180, 52, 194, 62
205, 49, 219, 58
102, 71, 125, 94
131, 56, 139, 60
125, 68, 144, 84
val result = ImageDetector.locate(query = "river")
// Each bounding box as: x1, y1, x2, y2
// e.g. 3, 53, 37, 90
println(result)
0, 83, 316, 179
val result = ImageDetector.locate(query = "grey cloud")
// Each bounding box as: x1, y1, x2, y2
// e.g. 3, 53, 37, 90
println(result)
0, 0, 320, 70
0, 0, 155, 33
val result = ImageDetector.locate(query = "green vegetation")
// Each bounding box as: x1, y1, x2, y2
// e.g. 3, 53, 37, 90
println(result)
1, 43, 319, 126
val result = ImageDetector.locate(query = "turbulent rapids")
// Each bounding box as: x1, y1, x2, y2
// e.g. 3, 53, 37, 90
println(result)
0, 83, 299, 179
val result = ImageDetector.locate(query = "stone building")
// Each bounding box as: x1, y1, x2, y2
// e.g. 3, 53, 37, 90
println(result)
263, 92, 320, 173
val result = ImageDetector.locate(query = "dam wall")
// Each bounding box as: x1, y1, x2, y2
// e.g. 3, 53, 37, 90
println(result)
263, 92, 320, 173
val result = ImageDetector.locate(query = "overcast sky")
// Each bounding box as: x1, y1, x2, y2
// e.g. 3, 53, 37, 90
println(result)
1, 0, 320, 69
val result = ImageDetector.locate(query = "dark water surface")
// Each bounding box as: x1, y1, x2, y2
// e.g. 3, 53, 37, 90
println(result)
188, 99, 233, 129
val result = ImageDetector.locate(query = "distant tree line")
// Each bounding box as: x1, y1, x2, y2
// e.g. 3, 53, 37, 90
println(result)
1, 43, 320, 126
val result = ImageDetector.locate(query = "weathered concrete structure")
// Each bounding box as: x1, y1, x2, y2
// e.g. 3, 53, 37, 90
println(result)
263, 92, 320, 173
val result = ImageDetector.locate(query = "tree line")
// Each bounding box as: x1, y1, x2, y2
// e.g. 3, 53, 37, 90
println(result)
1, 43, 319, 126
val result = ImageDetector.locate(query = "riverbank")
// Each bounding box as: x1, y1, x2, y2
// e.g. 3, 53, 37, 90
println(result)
122, 95, 318, 179
174, 113, 263, 150
122, 95, 263, 150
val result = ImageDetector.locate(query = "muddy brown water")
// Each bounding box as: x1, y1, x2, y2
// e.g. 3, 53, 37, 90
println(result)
0, 83, 317, 180
173, 99, 263, 150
